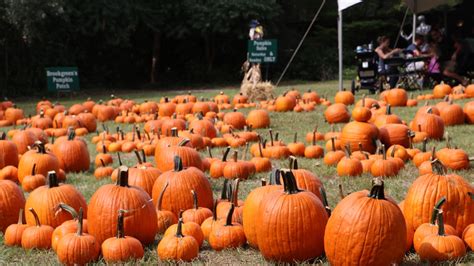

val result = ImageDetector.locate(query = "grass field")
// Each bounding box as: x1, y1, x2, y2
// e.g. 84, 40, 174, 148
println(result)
1, 80, 474, 265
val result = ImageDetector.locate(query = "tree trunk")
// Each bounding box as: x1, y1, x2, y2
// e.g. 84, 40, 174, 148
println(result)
150, 31, 161, 83
204, 34, 215, 73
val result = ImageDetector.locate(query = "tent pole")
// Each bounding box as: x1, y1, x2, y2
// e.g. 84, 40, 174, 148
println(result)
338, 10, 343, 91
412, 13, 416, 44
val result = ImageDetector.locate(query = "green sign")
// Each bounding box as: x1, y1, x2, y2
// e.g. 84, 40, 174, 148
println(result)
46, 67, 80, 92
248, 39, 277, 63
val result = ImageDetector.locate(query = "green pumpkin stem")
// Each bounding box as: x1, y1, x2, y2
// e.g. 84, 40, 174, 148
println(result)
29, 208, 41, 227
116, 166, 129, 187
47, 171, 59, 188
178, 138, 190, 147
222, 147, 230, 162
76, 208, 84, 236
225, 203, 235, 226
269, 128, 274, 146
430, 197, 447, 225
207, 146, 213, 158
231, 179, 240, 206
117, 152, 123, 166
176, 217, 184, 238
212, 199, 218, 221
368, 179, 385, 200
268, 168, 281, 185
289, 156, 298, 170
57, 203, 79, 220
157, 182, 169, 211
174, 156, 183, 171
34, 141, 46, 154
220, 179, 229, 201
319, 187, 331, 217
437, 211, 446, 236
431, 159, 447, 175
117, 210, 126, 238
281, 169, 301, 194
191, 190, 199, 210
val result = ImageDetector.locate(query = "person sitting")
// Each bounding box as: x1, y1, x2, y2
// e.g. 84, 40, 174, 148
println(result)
406, 35, 427, 72
443, 37, 471, 86
425, 40, 442, 84
375, 36, 402, 88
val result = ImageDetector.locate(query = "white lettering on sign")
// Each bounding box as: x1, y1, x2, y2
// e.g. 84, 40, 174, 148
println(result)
56, 83, 70, 89
46, 70, 78, 78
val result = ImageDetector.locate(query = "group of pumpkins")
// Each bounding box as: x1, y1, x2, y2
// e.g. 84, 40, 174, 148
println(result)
1, 83, 474, 264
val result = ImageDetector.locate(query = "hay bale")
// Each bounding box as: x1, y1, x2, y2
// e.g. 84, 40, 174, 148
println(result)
241, 81, 274, 102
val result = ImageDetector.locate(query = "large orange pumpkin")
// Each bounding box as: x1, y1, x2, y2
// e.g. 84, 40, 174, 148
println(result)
0, 180, 26, 232
88, 166, 158, 245
340, 121, 379, 153
325, 180, 406, 265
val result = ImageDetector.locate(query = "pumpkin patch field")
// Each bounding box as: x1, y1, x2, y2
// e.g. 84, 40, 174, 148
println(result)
3, 80, 474, 264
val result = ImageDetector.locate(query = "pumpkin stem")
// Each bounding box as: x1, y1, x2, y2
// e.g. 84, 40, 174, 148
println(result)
231, 179, 240, 206
141, 149, 147, 163
34, 141, 46, 154
17, 209, 24, 225
430, 197, 447, 225
29, 208, 41, 227
152, 180, 167, 212
56, 203, 79, 220
67, 129, 76, 141
0, 132, 6, 140
116, 166, 129, 187
430, 146, 436, 160
212, 199, 218, 221
225, 203, 235, 226
231, 150, 238, 163
281, 169, 301, 194
258, 137, 264, 157
222, 146, 230, 162
344, 144, 351, 158
76, 208, 84, 236
431, 159, 447, 175
382, 144, 387, 160
289, 156, 298, 170
117, 152, 123, 166
191, 190, 199, 210
268, 168, 281, 185
437, 211, 446, 236
319, 187, 331, 217
178, 138, 190, 147
134, 150, 143, 165
47, 171, 59, 188
386, 104, 391, 115
269, 128, 274, 146
117, 210, 126, 238
445, 132, 451, 148
207, 146, 213, 158
261, 178, 267, 186
368, 179, 385, 200
338, 184, 346, 199
173, 156, 183, 172
312, 129, 316, 145
175, 217, 184, 238
331, 137, 336, 152
293, 132, 298, 143
220, 180, 229, 201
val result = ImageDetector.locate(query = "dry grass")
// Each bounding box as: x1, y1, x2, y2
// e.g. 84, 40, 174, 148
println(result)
1, 80, 474, 265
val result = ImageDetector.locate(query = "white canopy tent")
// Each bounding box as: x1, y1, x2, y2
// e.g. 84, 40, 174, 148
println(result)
404, 0, 451, 43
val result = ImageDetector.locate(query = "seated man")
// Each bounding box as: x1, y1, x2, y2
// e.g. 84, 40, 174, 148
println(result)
443, 37, 471, 86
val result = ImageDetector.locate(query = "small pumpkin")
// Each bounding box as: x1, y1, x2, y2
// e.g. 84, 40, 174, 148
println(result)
21, 208, 54, 249
209, 203, 246, 251
102, 210, 145, 263
158, 217, 199, 262
3, 209, 27, 246
182, 190, 213, 225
